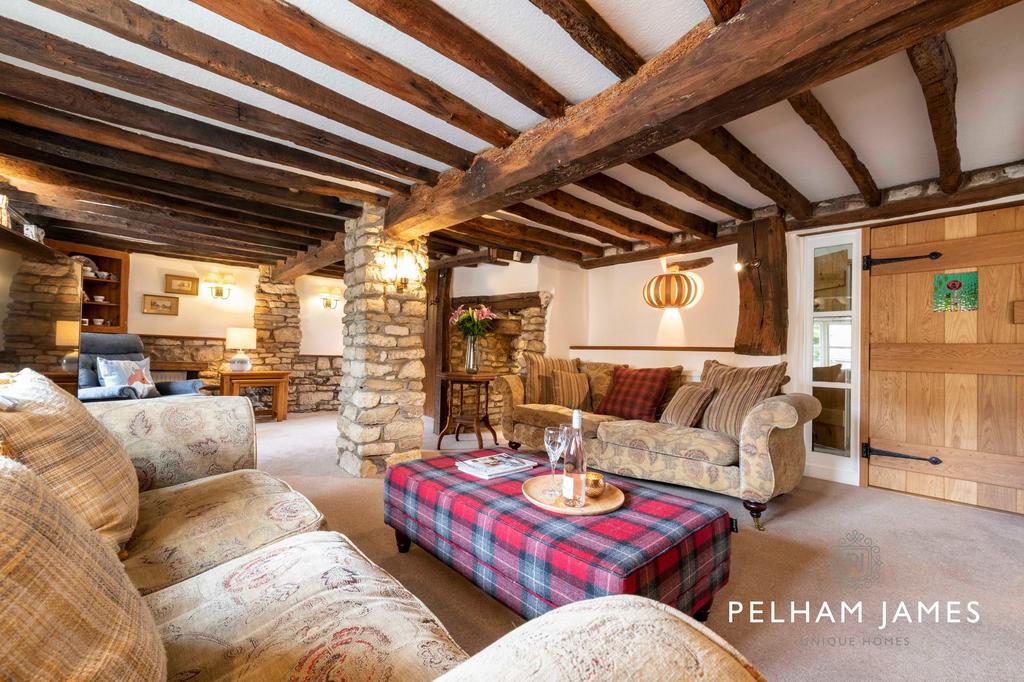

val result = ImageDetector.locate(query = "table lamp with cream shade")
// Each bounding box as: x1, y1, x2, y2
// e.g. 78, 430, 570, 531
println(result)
225, 327, 257, 371
54, 319, 80, 373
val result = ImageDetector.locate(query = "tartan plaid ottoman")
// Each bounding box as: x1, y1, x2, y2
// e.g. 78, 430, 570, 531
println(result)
384, 450, 731, 621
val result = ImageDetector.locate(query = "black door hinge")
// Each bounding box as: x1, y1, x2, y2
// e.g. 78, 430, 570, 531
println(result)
862, 442, 942, 465
863, 251, 942, 271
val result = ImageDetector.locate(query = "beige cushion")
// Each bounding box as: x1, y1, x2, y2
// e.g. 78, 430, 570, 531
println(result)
147, 531, 468, 682
551, 370, 590, 409
439, 595, 765, 681
579, 360, 627, 411
700, 361, 788, 437
127, 469, 324, 594
513, 404, 621, 438
0, 458, 166, 680
521, 353, 578, 404
0, 368, 138, 550
597, 420, 740, 466
660, 384, 717, 427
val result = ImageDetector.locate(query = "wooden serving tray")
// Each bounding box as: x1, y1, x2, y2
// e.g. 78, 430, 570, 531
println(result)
521, 475, 625, 516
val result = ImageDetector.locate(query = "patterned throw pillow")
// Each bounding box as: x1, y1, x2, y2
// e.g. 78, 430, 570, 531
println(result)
595, 367, 673, 422
0, 368, 139, 550
521, 352, 579, 404
699, 360, 788, 437
579, 361, 628, 411
0, 458, 166, 680
97, 356, 160, 398
659, 384, 717, 427
551, 371, 590, 410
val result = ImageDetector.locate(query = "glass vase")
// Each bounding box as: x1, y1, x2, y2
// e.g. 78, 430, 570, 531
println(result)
464, 335, 479, 374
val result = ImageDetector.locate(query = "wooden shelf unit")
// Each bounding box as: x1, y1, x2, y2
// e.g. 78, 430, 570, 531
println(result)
48, 240, 130, 334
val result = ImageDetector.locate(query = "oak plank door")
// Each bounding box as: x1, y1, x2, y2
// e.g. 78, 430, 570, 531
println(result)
865, 206, 1024, 514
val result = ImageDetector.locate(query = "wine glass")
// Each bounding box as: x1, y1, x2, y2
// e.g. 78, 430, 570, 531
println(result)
543, 425, 569, 498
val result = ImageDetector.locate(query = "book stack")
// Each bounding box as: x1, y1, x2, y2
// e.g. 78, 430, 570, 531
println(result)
455, 453, 537, 480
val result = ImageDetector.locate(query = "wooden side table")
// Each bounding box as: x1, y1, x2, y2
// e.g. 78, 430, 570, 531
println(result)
219, 370, 290, 421
436, 372, 498, 449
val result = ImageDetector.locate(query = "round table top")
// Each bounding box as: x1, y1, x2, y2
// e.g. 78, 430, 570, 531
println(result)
441, 372, 498, 382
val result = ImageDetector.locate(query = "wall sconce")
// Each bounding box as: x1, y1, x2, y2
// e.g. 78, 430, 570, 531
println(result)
734, 259, 761, 272
642, 271, 704, 309
378, 247, 420, 293
205, 272, 236, 300
319, 285, 343, 309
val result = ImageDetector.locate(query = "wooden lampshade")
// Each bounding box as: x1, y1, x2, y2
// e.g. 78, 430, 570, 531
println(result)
642, 272, 703, 309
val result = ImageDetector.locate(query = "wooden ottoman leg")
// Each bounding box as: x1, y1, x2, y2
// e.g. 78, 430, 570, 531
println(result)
743, 500, 768, 531
693, 598, 713, 622
395, 528, 411, 553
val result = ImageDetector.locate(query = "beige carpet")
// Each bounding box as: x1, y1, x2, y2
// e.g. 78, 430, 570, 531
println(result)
257, 413, 1022, 681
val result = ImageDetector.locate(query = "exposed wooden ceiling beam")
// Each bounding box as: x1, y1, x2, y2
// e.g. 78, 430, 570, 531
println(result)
447, 223, 581, 264
907, 34, 962, 194
500, 203, 633, 249
190, 0, 517, 148
627, 154, 752, 221
466, 216, 603, 257
692, 128, 813, 219
533, 190, 672, 245
787, 91, 881, 206
32, 0, 473, 170
791, 158, 1024, 230
0, 20, 434, 184
428, 248, 509, 271
704, 1, 746, 24
273, 239, 346, 283
434, 233, 537, 263
44, 225, 280, 267
580, 234, 738, 269
385, 0, 1009, 239
0, 150, 338, 239
0, 119, 359, 217
528, 0, 644, 80
0, 135, 355, 230
575, 173, 716, 238
0, 62, 403, 194
347, 0, 567, 119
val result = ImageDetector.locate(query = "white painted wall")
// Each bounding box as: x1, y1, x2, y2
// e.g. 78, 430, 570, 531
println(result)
0, 250, 23, 350
126, 253, 257, 338
537, 258, 587, 358
296, 275, 344, 356
451, 260, 538, 297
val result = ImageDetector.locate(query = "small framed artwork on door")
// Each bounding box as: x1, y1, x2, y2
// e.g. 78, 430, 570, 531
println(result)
164, 274, 200, 296
142, 294, 179, 316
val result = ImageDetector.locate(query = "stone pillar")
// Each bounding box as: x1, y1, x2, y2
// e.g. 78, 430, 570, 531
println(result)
337, 205, 428, 477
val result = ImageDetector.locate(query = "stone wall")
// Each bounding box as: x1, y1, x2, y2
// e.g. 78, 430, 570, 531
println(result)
446, 292, 550, 416
336, 204, 428, 477
0, 253, 81, 372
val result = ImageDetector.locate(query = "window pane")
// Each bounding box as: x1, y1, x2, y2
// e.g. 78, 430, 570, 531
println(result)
811, 316, 852, 382
812, 387, 850, 457
813, 244, 853, 311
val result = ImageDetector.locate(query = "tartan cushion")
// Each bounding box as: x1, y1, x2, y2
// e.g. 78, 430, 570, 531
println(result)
660, 384, 717, 427
595, 367, 673, 421
0, 458, 165, 680
521, 353, 579, 404
699, 361, 788, 437
551, 370, 590, 410
578, 361, 627, 411
0, 368, 138, 550
384, 452, 731, 621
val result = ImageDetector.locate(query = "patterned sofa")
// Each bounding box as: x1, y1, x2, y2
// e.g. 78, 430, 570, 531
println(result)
0, 370, 766, 681
497, 356, 821, 530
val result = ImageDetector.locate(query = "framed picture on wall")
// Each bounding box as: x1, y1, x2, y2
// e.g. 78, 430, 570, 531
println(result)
164, 274, 199, 296
142, 294, 179, 316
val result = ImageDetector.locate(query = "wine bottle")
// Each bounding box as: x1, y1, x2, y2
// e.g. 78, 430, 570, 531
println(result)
562, 409, 587, 507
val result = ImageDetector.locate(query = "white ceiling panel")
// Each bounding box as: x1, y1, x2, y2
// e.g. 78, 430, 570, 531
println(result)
588, 0, 709, 60
600, 165, 732, 222
657, 141, 773, 209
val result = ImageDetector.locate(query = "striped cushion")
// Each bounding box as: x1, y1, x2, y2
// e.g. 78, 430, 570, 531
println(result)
699, 361, 788, 437
657, 366, 686, 418
0, 458, 166, 680
521, 353, 579, 404
595, 367, 673, 422
660, 384, 717, 427
579, 361, 628, 411
0, 368, 138, 550
551, 371, 590, 410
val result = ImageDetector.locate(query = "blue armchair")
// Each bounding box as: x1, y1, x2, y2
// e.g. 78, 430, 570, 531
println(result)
78, 333, 205, 402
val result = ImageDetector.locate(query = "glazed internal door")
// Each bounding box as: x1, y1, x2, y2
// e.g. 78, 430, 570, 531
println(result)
865, 207, 1024, 514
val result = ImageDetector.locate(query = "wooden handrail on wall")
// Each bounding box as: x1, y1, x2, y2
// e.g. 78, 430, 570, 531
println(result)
569, 345, 734, 352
